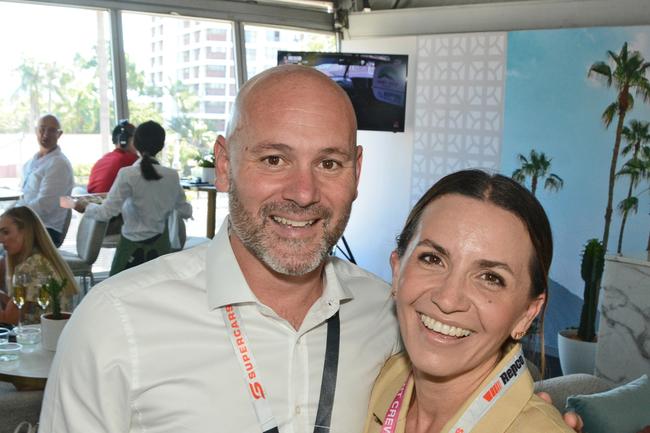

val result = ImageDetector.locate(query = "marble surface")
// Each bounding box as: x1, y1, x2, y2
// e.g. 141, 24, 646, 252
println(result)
595, 256, 650, 384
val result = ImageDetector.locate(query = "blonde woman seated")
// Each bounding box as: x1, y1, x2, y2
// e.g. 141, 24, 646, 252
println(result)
0, 206, 78, 325
364, 170, 573, 433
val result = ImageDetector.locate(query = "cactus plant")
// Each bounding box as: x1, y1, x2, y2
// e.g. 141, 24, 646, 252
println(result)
577, 239, 605, 342
42, 277, 68, 320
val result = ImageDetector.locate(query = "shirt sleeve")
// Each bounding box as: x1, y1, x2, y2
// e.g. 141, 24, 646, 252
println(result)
21, 157, 73, 218
172, 172, 193, 219
84, 168, 131, 221
39, 290, 133, 433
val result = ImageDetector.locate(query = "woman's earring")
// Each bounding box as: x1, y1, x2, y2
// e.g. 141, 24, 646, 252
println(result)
513, 330, 526, 340
391, 289, 397, 297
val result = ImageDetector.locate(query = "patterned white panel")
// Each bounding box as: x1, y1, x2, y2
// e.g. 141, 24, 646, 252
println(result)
411, 32, 507, 205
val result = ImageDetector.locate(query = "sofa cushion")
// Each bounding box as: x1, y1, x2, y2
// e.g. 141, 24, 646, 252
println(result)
566, 374, 650, 433
534, 373, 614, 412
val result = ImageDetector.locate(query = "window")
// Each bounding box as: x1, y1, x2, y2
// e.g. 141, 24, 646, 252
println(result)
122, 13, 237, 175
207, 46, 226, 60
194, 30, 201, 42
0, 2, 115, 188
243, 24, 335, 80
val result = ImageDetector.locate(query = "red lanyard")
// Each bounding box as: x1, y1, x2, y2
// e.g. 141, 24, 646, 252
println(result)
382, 347, 526, 433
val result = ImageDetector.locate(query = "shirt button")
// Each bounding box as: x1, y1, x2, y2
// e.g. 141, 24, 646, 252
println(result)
295, 406, 301, 415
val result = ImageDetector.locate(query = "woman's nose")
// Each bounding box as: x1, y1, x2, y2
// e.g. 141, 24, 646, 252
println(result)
430, 274, 471, 313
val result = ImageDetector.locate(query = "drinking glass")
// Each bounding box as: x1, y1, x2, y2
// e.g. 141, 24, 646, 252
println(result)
35, 272, 50, 312
10, 271, 30, 330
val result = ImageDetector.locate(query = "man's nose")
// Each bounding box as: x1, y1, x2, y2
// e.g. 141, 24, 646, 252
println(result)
283, 166, 320, 207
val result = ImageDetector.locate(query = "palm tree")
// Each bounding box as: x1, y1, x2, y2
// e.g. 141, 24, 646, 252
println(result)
615, 120, 650, 253
512, 149, 563, 196
588, 42, 650, 253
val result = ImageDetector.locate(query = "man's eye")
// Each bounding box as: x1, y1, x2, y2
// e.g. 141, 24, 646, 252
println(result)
263, 156, 281, 166
481, 272, 505, 287
320, 160, 341, 170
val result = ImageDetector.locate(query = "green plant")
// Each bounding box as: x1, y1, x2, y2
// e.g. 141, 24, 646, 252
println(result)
577, 239, 605, 342
193, 150, 215, 168
42, 277, 68, 320
512, 149, 564, 196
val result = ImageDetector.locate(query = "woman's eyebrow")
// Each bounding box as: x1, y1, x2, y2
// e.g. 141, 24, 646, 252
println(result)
417, 238, 449, 256
477, 259, 514, 274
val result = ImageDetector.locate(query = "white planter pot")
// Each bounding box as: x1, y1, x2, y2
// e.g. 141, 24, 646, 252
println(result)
201, 167, 215, 185
40, 313, 71, 351
557, 328, 597, 375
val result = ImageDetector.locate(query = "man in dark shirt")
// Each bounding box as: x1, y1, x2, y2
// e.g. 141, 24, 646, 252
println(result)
87, 121, 138, 193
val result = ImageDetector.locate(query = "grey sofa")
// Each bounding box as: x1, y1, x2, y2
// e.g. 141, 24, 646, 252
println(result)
534, 373, 615, 413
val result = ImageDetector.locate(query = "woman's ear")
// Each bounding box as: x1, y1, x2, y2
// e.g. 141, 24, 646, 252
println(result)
512, 293, 545, 340
389, 250, 401, 297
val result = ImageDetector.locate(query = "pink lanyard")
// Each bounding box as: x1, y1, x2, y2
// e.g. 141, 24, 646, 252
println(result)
381, 347, 526, 433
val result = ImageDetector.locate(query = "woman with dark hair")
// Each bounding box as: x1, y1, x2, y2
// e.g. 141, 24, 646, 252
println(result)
363, 169, 573, 433
0, 206, 78, 324
74, 121, 192, 276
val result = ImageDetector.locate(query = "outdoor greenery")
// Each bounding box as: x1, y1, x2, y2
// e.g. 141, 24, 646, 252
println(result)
577, 239, 605, 342
512, 149, 563, 196
588, 42, 650, 254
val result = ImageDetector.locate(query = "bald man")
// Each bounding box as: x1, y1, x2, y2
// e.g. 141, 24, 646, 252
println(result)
16, 114, 74, 246
40, 66, 400, 433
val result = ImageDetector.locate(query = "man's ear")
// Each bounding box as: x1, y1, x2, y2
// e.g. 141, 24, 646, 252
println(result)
215, 135, 229, 192
353, 145, 363, 201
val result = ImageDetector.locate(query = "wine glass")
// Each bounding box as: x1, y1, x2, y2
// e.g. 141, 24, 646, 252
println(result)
10, 271, 30, 330
35, 273, 50, 313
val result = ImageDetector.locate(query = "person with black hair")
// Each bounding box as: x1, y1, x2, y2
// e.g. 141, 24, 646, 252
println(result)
73, 120, 192, 276
86, 120, 138, 193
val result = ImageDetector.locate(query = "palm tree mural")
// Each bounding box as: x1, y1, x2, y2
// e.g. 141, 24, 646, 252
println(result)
588, 42, 650, 253
616, 120, 650, 254
512, 149, 563, 196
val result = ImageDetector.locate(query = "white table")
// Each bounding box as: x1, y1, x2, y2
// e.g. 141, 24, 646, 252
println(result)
0, 327, 54, 391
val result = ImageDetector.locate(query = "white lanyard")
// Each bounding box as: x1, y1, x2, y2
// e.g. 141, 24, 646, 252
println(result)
222, 304, 340, 433
381, 347, 527, 433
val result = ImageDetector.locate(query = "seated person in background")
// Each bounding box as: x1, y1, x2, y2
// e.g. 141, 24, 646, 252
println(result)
74, 121, 192, 276
0, 206, 79, 325
16, 114, 74, 247
363, 170, 574, 433
87, 120, 138, 194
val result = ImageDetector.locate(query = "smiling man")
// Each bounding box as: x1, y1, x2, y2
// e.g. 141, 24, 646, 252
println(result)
39, 65, 401, 433
16, 114, 74, 247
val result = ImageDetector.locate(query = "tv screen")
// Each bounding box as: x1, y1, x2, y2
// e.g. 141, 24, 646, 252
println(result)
277, 51, 408, 132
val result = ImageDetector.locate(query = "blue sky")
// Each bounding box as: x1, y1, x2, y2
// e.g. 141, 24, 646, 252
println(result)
502, 26, 650, 296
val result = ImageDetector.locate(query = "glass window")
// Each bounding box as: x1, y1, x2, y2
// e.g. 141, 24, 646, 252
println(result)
243, 24, 336, 80
0, 2, 115, 189
122, 13, 237, 176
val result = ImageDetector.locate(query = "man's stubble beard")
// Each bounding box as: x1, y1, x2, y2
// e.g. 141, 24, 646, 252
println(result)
227, 179, 352, 276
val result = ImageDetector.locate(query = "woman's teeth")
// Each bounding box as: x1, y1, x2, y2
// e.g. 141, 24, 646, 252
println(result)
272, 216, 315, 227
419, 313, 472, 337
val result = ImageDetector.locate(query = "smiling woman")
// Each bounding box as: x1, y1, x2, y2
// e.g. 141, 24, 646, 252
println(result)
363, 169, 573, 433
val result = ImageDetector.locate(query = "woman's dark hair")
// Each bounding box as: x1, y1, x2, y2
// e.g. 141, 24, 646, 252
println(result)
134, 120, 165, 181
396, 169, 553, 369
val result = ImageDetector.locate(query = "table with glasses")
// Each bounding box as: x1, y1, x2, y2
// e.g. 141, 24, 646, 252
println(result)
0, 326, 54, 391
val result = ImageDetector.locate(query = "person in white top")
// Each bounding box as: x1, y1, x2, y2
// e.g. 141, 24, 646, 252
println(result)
39, 66, 582, 433
73, 120, 192, 276
16, 114, 74, 247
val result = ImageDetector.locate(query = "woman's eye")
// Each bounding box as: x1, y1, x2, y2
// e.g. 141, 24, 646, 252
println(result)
418, 252, 442, 266
481, 272, 505, 287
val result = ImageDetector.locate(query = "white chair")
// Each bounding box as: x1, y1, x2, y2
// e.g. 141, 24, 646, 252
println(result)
170, 213, 209, 252
60, 213, 108, 294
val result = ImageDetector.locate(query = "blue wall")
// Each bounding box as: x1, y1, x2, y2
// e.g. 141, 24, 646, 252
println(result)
502, 26, 650, 296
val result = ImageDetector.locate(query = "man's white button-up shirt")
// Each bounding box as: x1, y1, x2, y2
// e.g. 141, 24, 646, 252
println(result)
17, 146, 74, 233
40, 220, 401, 433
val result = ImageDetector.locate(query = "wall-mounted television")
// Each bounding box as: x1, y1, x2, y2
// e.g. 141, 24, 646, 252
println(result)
277, 51, 408, 132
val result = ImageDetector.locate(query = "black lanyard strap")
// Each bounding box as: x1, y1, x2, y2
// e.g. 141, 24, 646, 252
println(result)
313, 311, 340, 433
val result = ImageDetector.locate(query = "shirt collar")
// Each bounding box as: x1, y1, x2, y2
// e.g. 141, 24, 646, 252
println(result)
205, 219, 354, 311
35, 145, 61, 160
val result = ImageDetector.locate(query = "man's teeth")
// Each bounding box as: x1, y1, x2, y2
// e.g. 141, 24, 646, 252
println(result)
272, 216, 315, 228
419, 314, 471, 337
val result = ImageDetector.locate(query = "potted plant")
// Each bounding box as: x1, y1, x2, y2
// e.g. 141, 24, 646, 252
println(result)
192, 151, 215, 184
557, 239, 605, 374
40, 277, 71, 351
